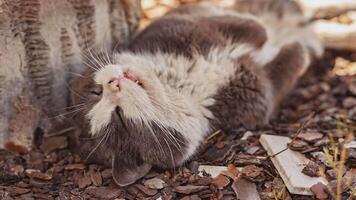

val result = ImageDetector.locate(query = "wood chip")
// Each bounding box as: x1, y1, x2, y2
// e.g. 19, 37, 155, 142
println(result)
173, 185, 208, 194
198, 165, 227, 178
144, 178, 166, 189
231, 178, 261, 200
40, 136, 68, 155
241, 131, 253, 140
260, 134, 327, 195
289, 140, 309, 151
85, 186, 123, 199
310, 183, 329, 200
302, 161, 322, 177
10, 165, 24, 176
24, 169, 52, 181
77, 174, 92, 189
241, 165, 262, 179
101, 169, 112, 179
297, 131, 324, 142
198, 165, 242, 179
65, 163, 86, 170
345, 141, 356, 149
89, 169, 102, 186
8, 187, 31, 195
135, 184, 158, 196
221, 164, 241, 181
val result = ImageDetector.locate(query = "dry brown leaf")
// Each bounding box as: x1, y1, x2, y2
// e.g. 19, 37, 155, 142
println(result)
212, 174, 230, 189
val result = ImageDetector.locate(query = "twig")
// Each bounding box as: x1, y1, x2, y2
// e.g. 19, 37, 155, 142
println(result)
205, 129, 222, 142
268, 112, 316, 158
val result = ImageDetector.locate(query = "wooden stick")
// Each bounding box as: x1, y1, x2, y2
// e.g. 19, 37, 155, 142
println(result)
296, 0, 356, 19
312, 21, 356, 50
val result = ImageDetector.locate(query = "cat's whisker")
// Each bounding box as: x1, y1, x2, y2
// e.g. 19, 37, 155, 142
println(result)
85, 128, 111, 161
81, 51, 101, 71
142, 109, 184, 162
81, 57, 100, 72
64, 80, 88, 101
98, 46, 111, 66
43, 106, 86, 120
54, 103, 87, 112
104, 47, 113, 65
162, 136, 176, 169
67, 71, 85, 78
87, 47, 106, 69
91, 47, 108, 67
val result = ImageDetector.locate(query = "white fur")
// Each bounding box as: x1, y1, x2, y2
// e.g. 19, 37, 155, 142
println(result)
87, 97, 116, 135
94, 64, 123, 84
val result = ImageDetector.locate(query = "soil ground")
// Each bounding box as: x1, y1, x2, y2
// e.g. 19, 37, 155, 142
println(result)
1, 1, 355, 199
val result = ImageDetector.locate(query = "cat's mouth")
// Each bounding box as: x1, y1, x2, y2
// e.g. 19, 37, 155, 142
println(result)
123, 71, 143, 87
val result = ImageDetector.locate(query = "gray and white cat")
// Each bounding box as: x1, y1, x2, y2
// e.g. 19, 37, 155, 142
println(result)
69, 1, 323, 186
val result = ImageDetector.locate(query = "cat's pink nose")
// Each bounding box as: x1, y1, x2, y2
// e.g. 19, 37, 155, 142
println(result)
108, 77, 120, 92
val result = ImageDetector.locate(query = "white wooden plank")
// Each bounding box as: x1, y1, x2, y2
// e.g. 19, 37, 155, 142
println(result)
259, 134, 327, 195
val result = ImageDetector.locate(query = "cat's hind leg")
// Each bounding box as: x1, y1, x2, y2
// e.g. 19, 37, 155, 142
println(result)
263, 42, 310, 115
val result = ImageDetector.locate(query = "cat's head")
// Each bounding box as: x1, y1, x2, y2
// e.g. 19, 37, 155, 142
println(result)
70, 53, 208, 186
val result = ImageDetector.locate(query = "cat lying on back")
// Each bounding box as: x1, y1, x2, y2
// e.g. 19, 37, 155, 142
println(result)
68, 1, 323, 186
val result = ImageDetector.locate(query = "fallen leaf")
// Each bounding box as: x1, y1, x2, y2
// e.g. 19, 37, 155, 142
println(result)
212, 174, 230, 189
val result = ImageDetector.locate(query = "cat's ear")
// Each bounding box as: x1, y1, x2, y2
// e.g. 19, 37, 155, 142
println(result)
112, 154, 152, 187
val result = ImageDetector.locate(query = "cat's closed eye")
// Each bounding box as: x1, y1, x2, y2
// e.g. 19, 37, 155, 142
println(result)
90, 85, 103, 96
